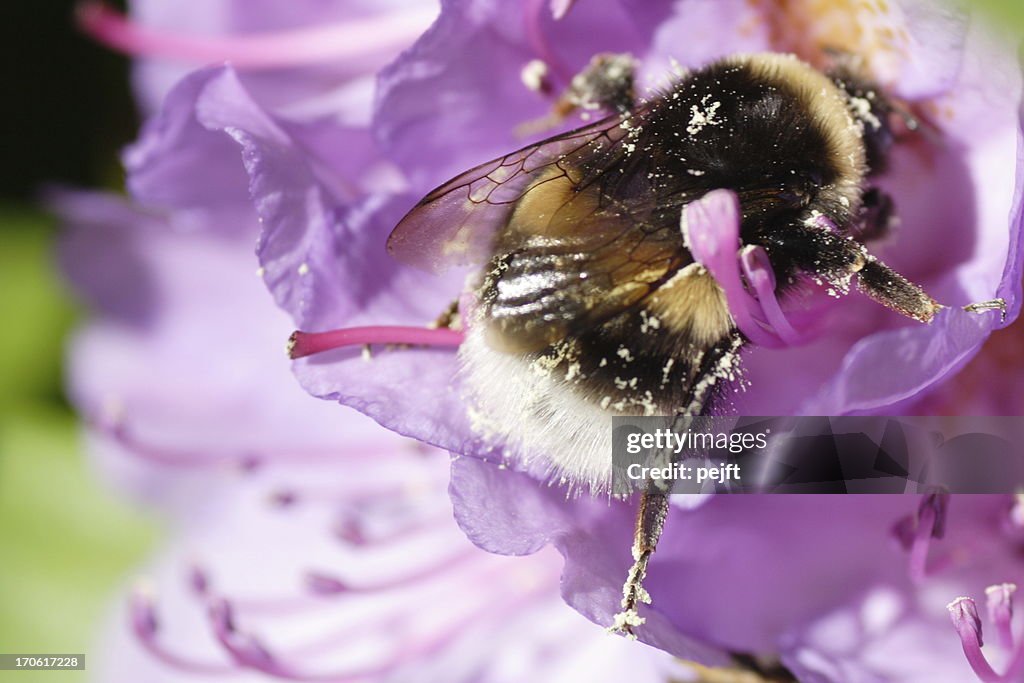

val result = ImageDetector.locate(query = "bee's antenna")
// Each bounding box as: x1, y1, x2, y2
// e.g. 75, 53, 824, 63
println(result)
963, 298, 1008, 323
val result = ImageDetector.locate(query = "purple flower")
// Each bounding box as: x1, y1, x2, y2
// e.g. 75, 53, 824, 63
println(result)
73, 0, 1024, 679
185, 0, 1023, 677
57, 188, 688, 681
451, 463, 1024, 681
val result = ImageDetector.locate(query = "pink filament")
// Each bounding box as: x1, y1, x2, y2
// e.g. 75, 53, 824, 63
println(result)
907, 503, 937, 584
208, 582, 550, 681
892, 493, 948, 584
949, 597, 1003, 683
129, 590, 235, 676
91, 411, 389, 470
304, 550, 477, 596
987, 584, 1017, 650
288, 326, 464, 359
333, 512, 450, 548
77, 2, 436, 69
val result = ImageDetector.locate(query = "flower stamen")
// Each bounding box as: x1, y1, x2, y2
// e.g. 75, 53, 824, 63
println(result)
948, 588, 1024, 683
949, 597, 1001, 682
203, 580, 551, 681
303, 551, 477, 597
208, 601, 284, 676
891, 491, 949, 583
188, 564, 211, 597
77, 2, 437, 69
524, 0, 574, 86
288, 326, 464, 360
333, 512, 450, 548
987, 583, 1018, 650
89, 410, 388, 471
129, 585, 235, 675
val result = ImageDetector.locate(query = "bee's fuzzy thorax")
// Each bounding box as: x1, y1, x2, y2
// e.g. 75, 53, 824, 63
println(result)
726, 52, 869, 210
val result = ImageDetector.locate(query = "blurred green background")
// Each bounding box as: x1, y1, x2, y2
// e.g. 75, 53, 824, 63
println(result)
0, 1, 1023, 681
0, 2, 155, 681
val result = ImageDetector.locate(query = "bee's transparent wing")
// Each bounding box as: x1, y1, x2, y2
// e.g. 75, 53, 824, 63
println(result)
386, 112, 637, 273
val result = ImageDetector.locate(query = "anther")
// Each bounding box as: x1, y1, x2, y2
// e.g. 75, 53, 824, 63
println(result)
188, 564, 211, 596
128, 582, 235, 674
947, 591, 1024, 683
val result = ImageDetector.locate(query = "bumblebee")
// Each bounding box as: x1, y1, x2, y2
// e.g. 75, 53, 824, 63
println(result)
386, 52, 1005, 635
389, 53, 966, 483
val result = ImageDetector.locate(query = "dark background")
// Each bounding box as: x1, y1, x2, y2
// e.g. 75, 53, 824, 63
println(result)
1, 1, 135, 203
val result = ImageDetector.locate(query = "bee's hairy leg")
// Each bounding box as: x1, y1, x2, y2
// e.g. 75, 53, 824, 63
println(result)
759, 221, 942, 323
855, 257, 941, 323
846, 198, 1007, 324
609, 489, 669, 638
777, 226, 1005, 325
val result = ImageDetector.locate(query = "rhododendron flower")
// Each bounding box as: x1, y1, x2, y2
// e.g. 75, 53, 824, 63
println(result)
57, 192, 683, 682
256, 0, 1022, 675
72, 0, 1024, 680
278, 0, 1021, 451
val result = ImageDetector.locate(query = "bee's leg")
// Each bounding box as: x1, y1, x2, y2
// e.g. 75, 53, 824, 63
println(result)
760, 223, 940, 322
560, 52, 637, 114
430, 299, 461, 330
762, 223, 1006, 324
855, 256, 942, 322
518, 53, 637, 136
848, 255, 1006, 324
609, 489, 669, 638
848, 206, 1007, 322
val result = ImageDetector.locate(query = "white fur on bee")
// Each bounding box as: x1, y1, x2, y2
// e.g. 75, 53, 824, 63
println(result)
458, 326, 617, 493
